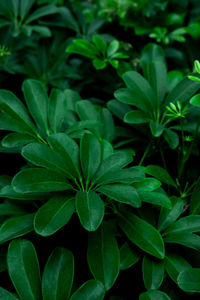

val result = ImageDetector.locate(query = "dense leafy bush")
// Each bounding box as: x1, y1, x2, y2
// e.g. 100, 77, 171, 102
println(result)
1, 0, 200, 299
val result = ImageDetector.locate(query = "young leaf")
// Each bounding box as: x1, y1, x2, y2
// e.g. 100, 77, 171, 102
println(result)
80, 133, 101, 182
12, 168, 71, 193
75, 191, 104, 231
42, 248, 74, 300
87, 221, 120, 290
92, 36, 107, 56
165, 253, 191, 283
142, 256, 164, 290
34, 195, 75, 236
22, 79, 49, 136
97, 184, 141, 208
107, 40, 119, 57
120, 242, 140, 270
7, 239, 41, 300
0, 213, 34, 244
178, 268, 200, 292
70, 280, 105, 300
118, 210, 165, 259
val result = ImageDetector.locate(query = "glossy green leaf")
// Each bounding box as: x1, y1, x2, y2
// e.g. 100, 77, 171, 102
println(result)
70, 280, 105, 300
76, 191, 104, 231
22, 143, 70, 177
48, 89, 66, 134
12, 168, 70, 193
76, 100, 99, 121
138, 191, 172, 209
7, 239, 41, 300
101, 139, 113, 161
163, 215, 200, 236
22, 79, 49, 136
165, 253, 191, 283
2, 133, 37, 148
139, 290, 171, 300
114, 88, 148, 112
190, 93, 200, 107
94, 151, 133, 184
101, 108, 115, 142
92, 35, 106, 56
133, 178, 161, 192
158, 196, 185, 232
107, 40, 119, 57
150, 121, 165, 137
142, 256, 164, 290
93, 58, 107, 70
42, 248, 74, 300
163, 128, 179, 149
0, 184, 50, 200
87, 221, 120, 290
178, 268, 200, 292
98, 184, 141, 208
0, 90, 37, 136
124, 110, 150, 124
34, 195, 75, 236
0, 287, 19, 299
120, 242, 140, 270
144, 165, 176, 187
164, 232, 200, 250
0, 213, 34, 244
48, 133, 80, 179
118, 211, 165, 259
80, 133, 101, 181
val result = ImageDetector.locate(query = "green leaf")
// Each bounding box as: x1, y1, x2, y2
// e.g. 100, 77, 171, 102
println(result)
190, 177, 200, 214
48, 133, 80, 179
101, 108, 115, 142
70, 280, 105, 300
144, 165, 176, 187
138, 191, 172, 209
25, 4, 59, 24
124, 110, 150, 124
97, 184, 141, 208
107, 40, 119, 57
22, 79, 49, 136
7, 239, 41, 300
120, 242, 140, 270
163, 215, 200, 236
190, 93, 200, 107
12, 168, 71, 193
76, 100, 99, 121
0, 90, 37, 136
0, 200, 26, 216
94, 151, 133, 184
118, 210, 165, 259
92, 58, 107, 70
34, 195, 75, 236
0, 185, 50, 201
0, 175, 11, 188
80, 133, 101, 182
22, 143, 71, 177
75, 191, 104, 231
139, 290, 171, 300
164, 232, 200, 250
42, 248, 74, 300
122, 71, 156, 112
92, 35, 107, 56
107, 99, 132, 120
163, 128, 179, 149
2, 133, 37, 148
142, 256, 164, 290
87, 221, 120, 290
165, 253, 191, 283
133, 178, 161, 192
158, 196, 185, 232
19, 0, 34, 18
48, 89, 66, 134
0, 287, 19, 299
165, 75, 200, 106
0, 213, 34, 244
178, 268, 200, 292
149, 120, 165, 137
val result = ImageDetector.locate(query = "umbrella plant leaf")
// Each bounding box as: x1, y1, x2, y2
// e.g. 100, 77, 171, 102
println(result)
70, 280, 105, 300
120, 242, 140, 270
178, 268, 200, 292
142, 255, 164, 290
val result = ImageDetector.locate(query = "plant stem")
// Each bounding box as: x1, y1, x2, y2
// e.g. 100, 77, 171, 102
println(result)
138, 140, 152, 166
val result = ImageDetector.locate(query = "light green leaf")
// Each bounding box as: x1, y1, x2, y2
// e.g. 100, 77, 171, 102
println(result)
92, 58, 107, 70
87, 221, 120, 290
190, 93, 200, 107
34, 195, 75, 236
42, 248, 74, 300
75, 191, 104, 231
107, 40, 119, 57
7, 239, 41, 300
92, 35, 107, 56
